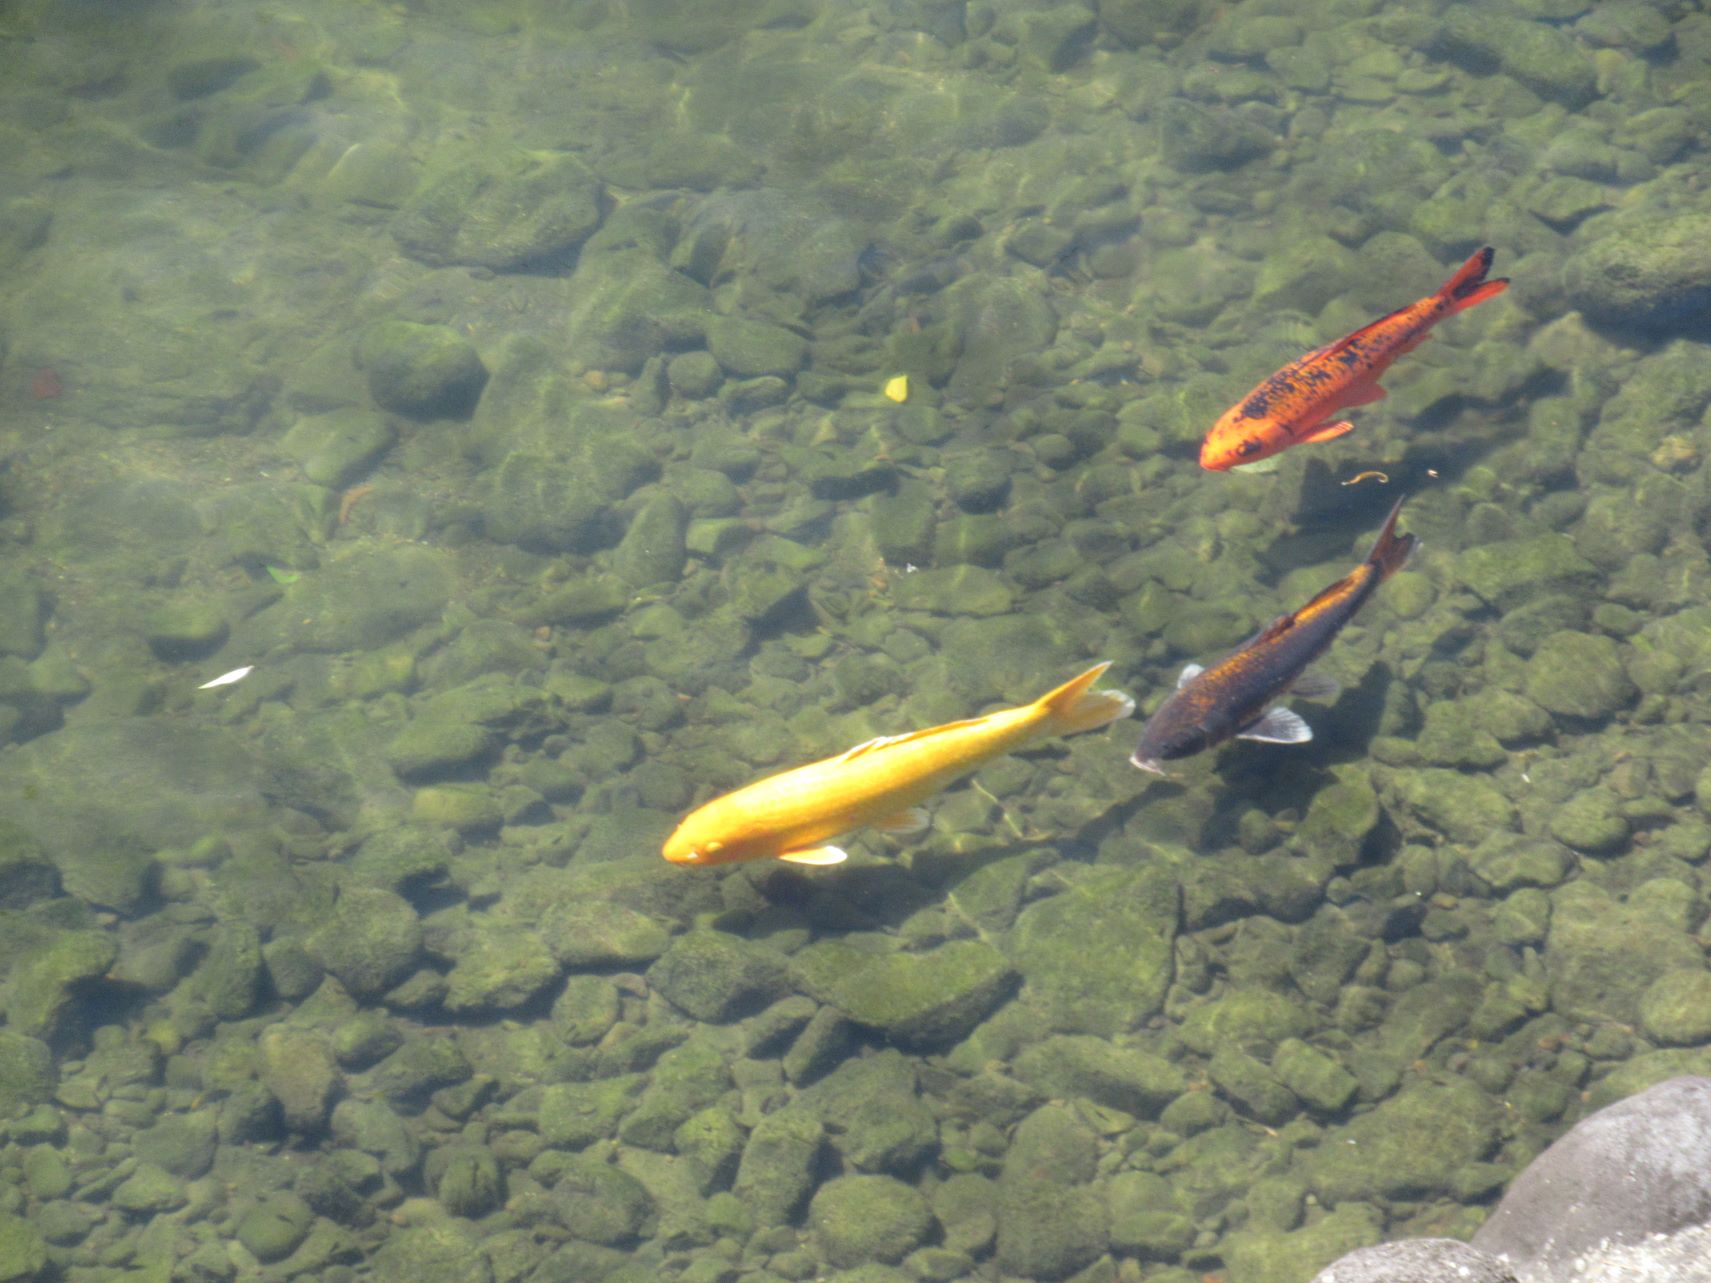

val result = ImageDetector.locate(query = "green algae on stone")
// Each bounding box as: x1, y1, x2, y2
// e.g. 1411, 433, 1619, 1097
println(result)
236, 1192, 314, 1262
1547, 786, 1629, 854
1307, 1079, 1500, 1202
674, 1105, 746, 1192
411, 783, 504, 833
1432, 6, 1598, 103
1158, 97, 1272, 172
1271, 1039, 1358, 1115
1011, 867, 1177, 1036
370, 1220, 493, 1283
619, 1038, 733, 1149
1012, 1034, 1187, 1116
793, 939, 1016, 1049
384, 719, 496, 782
537, 1076, 643, 1149
649, 930, 790, 1023
1638, 968, 1711, 1047
539, 901, 669, 969
306, 885, 423, 1000
1468, 834, 1572, 893
370, 1034, 474, 1107
797, 1050, 938, 1175
260, 545, 453, 652
3, 927, 117, 1040
142, 599, 229, 662
113, 1162, 189, 1214
444, 927, 560, 1015
394, 151, 601, 271
260, 1025, 340, 1134
734, 1108, 824, 1225
1391, 767, 1517, 844
280, 408, 395, 488
810, 1174, 934, 1267
427, 1144, 504, 1218
1563, 209, 1711, 336
0, 1031, 54, 1115
1294, 772, 1381, 865
1522, 630, 1634, 720
565, 248, 711, 374
1107, 1170, 1195, 1259
357, 321, 488, 420
1457, 534, 1599, 606
613, 493, 689, 589
1210, 1046, 1297, 1125
1179, 987, 1312, 1057
1546, 878, 1704, 1025
1220, 1203, 1382, 1283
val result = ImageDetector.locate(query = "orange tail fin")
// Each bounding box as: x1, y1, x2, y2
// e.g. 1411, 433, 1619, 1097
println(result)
1037, 662, 1136, 737
1437, 246, 1509, 316
1365, 496, 1419, 581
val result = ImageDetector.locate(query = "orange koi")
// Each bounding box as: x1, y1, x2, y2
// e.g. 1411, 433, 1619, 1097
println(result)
1132, 497, 1416, 774
1199, 248, 1508, 471
664, 664, 1134, 868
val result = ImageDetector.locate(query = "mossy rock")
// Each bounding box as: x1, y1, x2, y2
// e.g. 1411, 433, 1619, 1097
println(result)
1012, 1034, 1187, 1116
394, 150, 601, 271
1306, 1080, 1500, 1202
649, 930, 790, 1023
357, 321, 488, 420
1009, 867, 1178, 1036
1545, 879, 1703, 1025
1178, 987, 1311, 1057
810, 1174, 933, 1267
793, 939, 1016, 1049
1522, 630, 1634, 721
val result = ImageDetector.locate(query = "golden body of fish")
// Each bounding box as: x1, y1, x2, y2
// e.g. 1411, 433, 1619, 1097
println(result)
662, 663, 1133, 868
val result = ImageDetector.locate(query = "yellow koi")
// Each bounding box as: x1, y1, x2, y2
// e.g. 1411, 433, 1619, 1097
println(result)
663, 663, 1134, 868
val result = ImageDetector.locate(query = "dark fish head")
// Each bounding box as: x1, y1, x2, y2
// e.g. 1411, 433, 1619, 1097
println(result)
1131, 705, 1217, 776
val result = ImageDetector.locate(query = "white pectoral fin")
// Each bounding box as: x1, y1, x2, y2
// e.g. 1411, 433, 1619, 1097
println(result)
1238, 706, 1313, 745
1289, 667, 1341, 701
873, 807, 930, 835
778, 846, 849, 866
1176, 663, 1205, 689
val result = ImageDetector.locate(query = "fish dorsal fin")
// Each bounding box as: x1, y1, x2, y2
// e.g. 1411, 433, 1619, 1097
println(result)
1238, 706, 1313, 745
780, 845, 849, 866
1309, 302, 1413, 360
1176, 663, 1205, 689
836, 718, 987, 761
1247, 611, 1297, 648
836, 733, 909, 762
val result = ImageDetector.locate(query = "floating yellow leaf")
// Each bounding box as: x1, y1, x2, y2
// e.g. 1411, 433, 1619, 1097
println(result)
883, 374, 909, 403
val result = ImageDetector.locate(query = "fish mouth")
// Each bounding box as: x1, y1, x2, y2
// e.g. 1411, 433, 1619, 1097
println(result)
1130, 754, 1168, 776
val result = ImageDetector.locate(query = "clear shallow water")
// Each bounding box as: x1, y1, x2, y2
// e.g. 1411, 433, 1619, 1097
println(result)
0, 0, 1708, 1280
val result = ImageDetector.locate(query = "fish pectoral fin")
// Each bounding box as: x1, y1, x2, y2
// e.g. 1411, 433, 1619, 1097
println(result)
1298, 419, 1355, 445
873, 807, 931, 835
1339, 378, 1388, 408
1289, 667, 1341, 701
1238, 706, 1313, 745
1175, 662, 1206, 690
779, 845, 850, 866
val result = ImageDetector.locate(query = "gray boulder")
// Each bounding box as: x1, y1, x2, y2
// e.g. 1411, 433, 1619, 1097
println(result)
1472, 1076, 1711, 1274
1312, 1239, 1516, 1282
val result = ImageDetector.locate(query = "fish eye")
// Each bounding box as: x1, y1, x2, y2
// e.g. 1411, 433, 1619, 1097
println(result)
1236, 439, 1261, 457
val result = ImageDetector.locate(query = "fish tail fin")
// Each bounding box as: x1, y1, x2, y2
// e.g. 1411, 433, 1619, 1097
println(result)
1437, 246, 1509, 316
1365, 496, 1419, 581
1037, 662, 1136, 737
